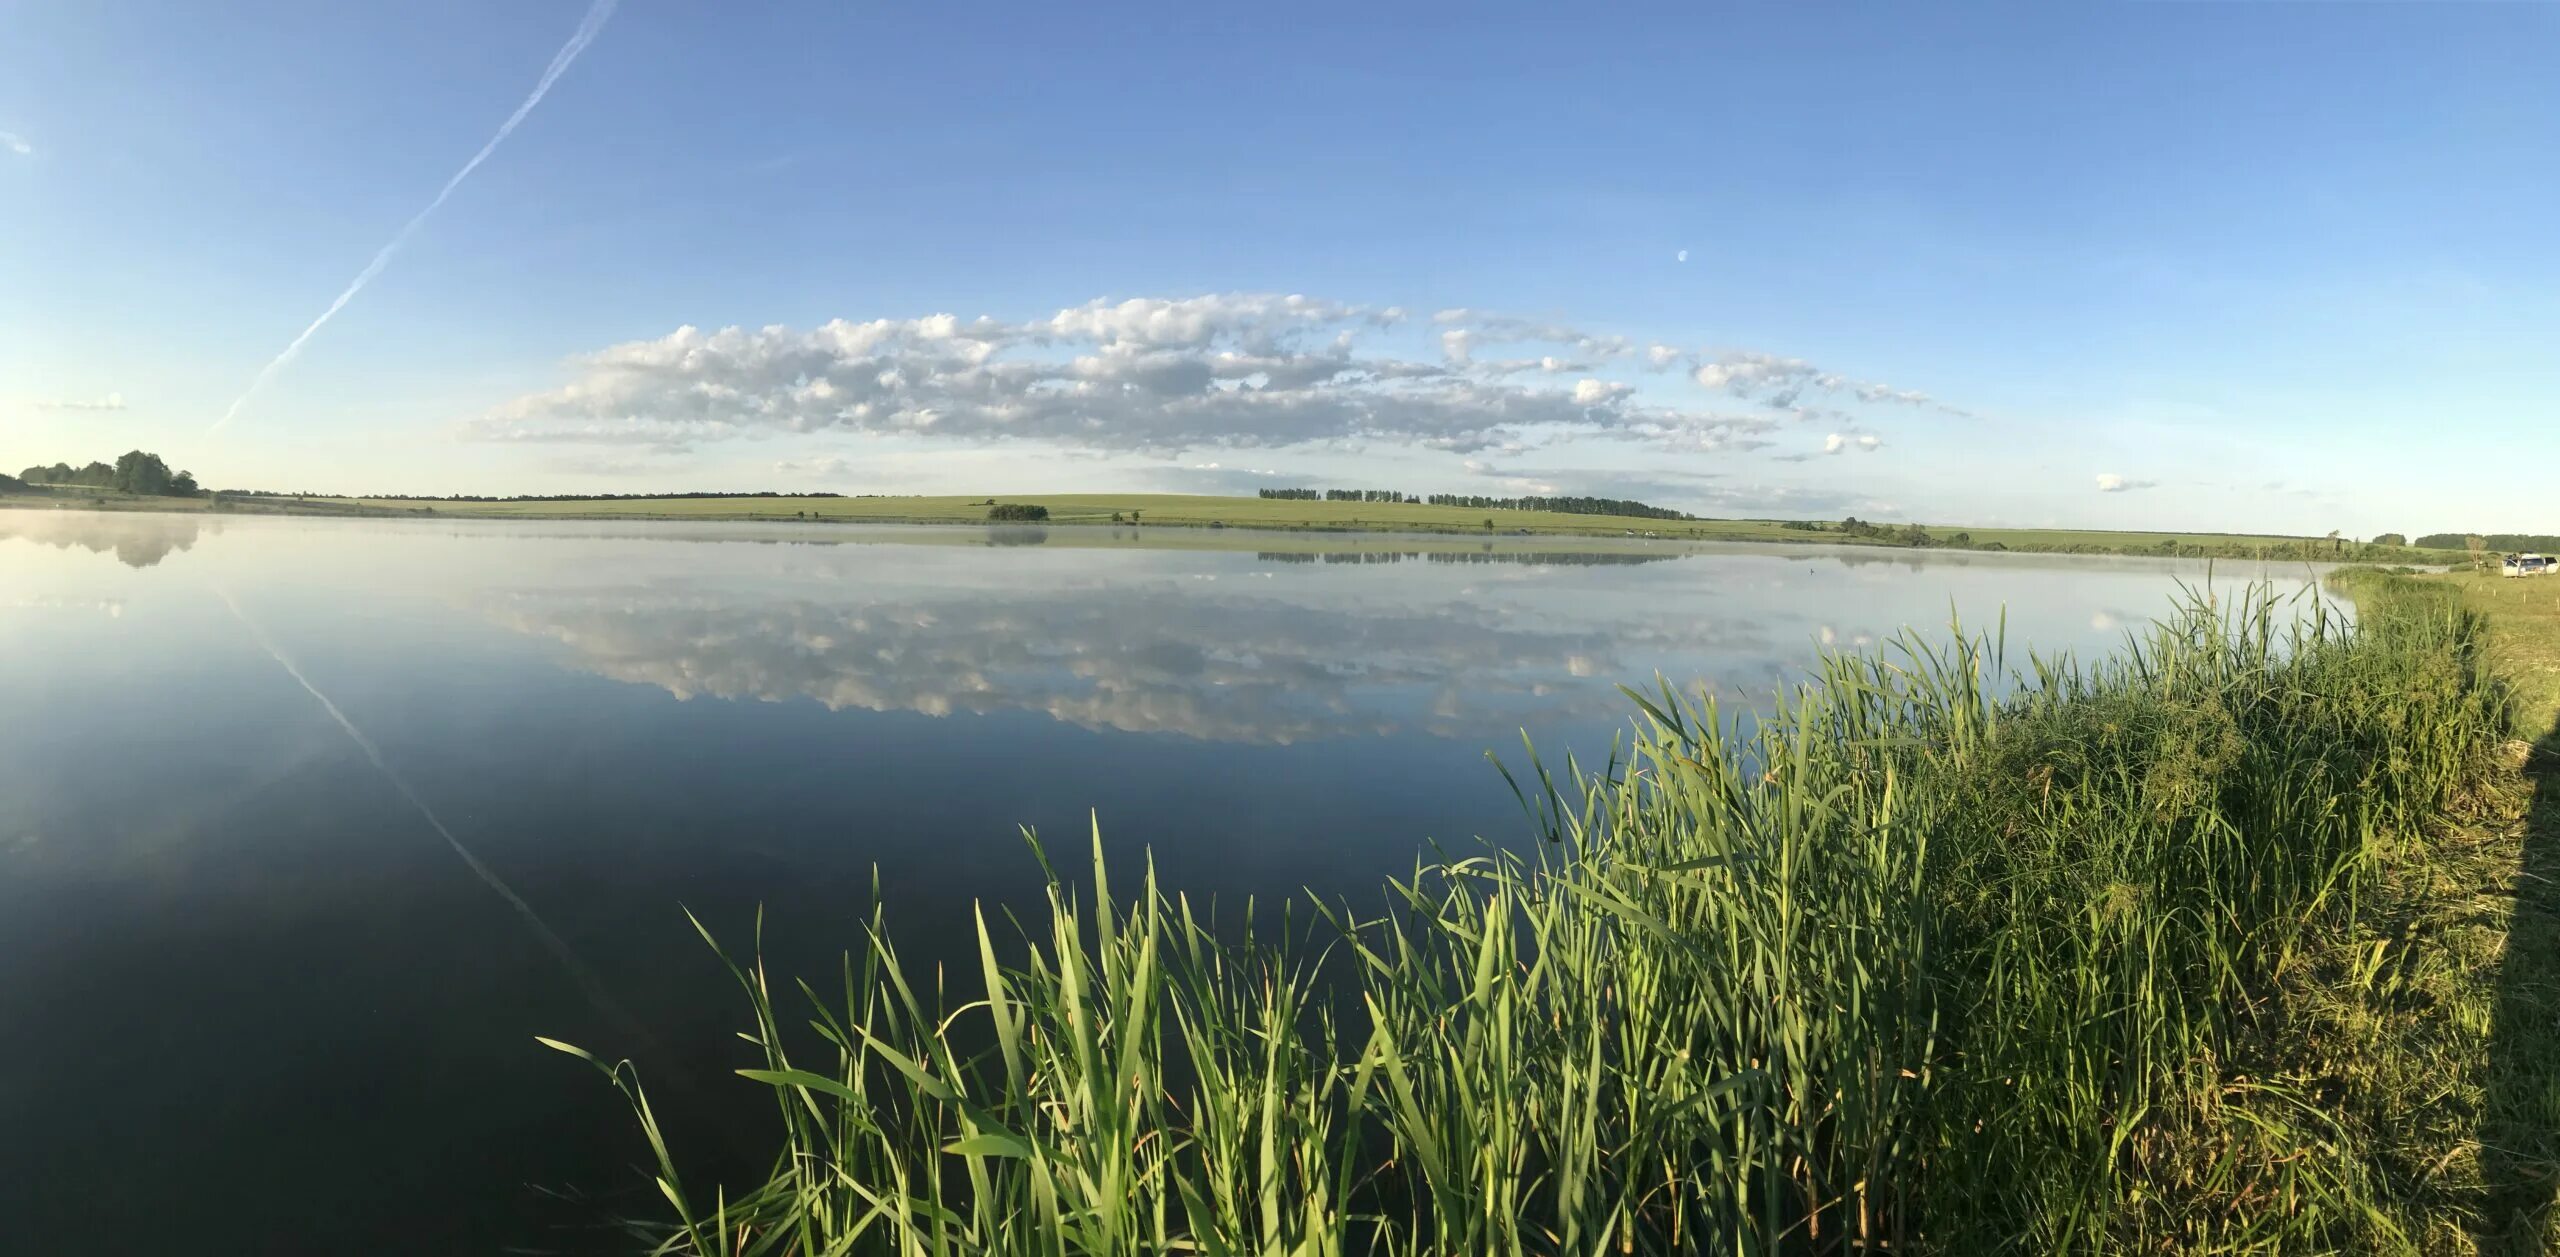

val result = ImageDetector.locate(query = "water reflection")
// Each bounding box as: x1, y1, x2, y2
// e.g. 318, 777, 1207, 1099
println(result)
0, 513, 2343, 1254
0, 509, 209, 568
476, 578, 1779, 744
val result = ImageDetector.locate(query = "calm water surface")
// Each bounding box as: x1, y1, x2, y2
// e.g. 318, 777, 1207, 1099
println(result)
0, 510, 2334, 1253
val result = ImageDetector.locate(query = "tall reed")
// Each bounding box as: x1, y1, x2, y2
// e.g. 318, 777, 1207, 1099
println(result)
547, 580, 2509, 1254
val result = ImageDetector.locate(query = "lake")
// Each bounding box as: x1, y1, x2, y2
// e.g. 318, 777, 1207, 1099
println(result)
0, 510, 2337, 1253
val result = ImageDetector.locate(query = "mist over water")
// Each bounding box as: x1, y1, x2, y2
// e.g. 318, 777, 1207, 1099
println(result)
0, 511, 2336, 1253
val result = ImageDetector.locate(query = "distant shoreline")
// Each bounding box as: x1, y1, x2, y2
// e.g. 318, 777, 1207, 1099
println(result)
0, 485, 2467, 565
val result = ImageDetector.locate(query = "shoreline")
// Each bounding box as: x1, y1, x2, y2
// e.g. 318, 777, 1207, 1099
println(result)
0, 488, 2469, 566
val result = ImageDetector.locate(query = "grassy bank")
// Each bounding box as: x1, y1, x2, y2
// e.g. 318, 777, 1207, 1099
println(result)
549, 574, 2551, 1253
0, 483, 2447, 563
337, 491, 2456, 562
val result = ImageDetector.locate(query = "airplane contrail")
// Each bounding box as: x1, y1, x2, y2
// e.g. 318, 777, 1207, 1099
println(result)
210, 0, 621, 435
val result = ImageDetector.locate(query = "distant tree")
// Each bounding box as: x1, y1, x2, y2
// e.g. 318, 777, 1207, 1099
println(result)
987, 503, 1050, 522
0, 471, 21, 493
2371, 532, 2408, 548
169, 469, 200, 497
1110, 511, 1125, 523
47, 462, 73, 483
1483, 518, 1495, 529
113, 450, 174, 495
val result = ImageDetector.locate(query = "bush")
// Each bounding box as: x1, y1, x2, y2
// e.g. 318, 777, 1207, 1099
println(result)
986, 503, 1049, 522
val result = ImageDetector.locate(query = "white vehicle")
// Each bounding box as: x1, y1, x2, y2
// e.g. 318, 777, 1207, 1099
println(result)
2501, 553, 2555, 578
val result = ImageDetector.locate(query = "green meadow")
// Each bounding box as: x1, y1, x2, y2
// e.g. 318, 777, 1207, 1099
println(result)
287, 490, 2457, 563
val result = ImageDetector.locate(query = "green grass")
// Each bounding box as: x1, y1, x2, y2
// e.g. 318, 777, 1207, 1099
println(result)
9, 479, 2459, 562
297, 491, 2459, 563
548, 575, 2550, 1253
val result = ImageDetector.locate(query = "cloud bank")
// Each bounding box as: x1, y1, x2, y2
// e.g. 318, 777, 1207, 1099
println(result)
473, 294, 1961, 462
28, 392, 128, 412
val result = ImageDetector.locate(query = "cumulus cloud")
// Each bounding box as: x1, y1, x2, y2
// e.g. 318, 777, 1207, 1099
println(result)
775, 455, 857, 477
1431, 308, 1630, 359
1821, 432, 1882, 455
0, 130, 32, 157
2095, 473, 2158, 493
1677, 350, 1968, 420
476, 293, 1787, 458
1854, 383, 1930, 406
29, 392, 128, 412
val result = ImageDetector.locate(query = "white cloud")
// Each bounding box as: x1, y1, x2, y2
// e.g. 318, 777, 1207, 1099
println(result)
1821, 432, 1880, 455
775, 455, 856, 477
2094, 473, 2158, 493
477, 293, 1780, 458
1431, 308, 1630, 359
1692, 352, 1820, 400
1677, 351, 1957, 421
30, 391, 127, 412
1644, 344, 1682, 370
0, 131, 32, 157
1675, 249, 1689, 263
1854, 383, 1931, 406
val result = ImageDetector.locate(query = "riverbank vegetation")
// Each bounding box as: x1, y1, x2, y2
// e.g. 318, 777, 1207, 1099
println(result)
207, 491, 2456, 563
550, 573, 2555, 1253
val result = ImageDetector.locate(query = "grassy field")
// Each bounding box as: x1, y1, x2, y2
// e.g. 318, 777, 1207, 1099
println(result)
0, 482, 2468, 562
2444, 569, 2560, 734
288, 491, 2456, 562
548, 575, 2554, 1253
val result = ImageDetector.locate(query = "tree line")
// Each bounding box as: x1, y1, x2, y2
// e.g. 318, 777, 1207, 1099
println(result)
2414, 532, 2560, 553
1257, 487, 1690, 521
15, 451, 200, 497
1259, 488, 1420, 503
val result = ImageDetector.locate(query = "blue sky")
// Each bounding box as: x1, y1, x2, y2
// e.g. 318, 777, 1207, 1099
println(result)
4, 1, 2553, 534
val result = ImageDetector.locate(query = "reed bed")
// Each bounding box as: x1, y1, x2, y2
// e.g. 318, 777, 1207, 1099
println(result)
548, 579, 2513, 1254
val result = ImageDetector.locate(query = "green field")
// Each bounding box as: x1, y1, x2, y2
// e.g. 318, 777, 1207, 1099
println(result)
293, 490, 2456, 562
0, 482, 2475, 563
2447, 568, 2560, 733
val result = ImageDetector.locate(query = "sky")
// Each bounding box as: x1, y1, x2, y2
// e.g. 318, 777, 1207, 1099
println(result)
3, 1, 2554, 535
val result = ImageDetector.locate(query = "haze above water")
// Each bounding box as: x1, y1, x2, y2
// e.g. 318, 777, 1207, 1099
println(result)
0, 512, 2336, 1253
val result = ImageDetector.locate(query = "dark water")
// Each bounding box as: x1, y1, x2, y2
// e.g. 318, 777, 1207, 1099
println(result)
0, 510, 2333, 1253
